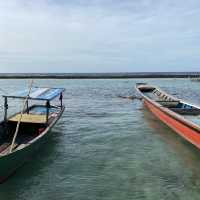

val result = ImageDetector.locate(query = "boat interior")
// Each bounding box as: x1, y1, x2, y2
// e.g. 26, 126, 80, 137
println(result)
139, 86, 200, 125
0, 105, 60, 155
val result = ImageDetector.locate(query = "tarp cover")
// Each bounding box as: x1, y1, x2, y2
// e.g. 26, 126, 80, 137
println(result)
3, 87, 65, 101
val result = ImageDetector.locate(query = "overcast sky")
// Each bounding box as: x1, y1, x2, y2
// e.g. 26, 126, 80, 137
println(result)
1, 0, 200, 73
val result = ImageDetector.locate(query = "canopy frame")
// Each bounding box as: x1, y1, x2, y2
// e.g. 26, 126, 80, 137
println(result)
3, 87, 65, 123
3, 87, 65, 101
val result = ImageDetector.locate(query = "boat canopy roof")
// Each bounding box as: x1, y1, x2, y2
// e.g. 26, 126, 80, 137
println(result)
3, 87, 65, 101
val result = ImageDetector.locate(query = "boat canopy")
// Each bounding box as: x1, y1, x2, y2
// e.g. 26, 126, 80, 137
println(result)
3, 87, 65, 101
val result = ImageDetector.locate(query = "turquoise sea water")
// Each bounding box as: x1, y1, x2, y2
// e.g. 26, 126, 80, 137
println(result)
0, 78, 200, 199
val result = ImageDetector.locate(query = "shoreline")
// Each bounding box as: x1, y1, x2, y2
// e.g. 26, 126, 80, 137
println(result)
0, 72, 199, 79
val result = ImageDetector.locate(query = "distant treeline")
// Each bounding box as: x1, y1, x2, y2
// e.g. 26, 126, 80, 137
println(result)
0, 72, 199, 79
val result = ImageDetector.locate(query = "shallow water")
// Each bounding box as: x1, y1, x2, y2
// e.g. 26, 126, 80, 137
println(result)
0, 78, 200, 199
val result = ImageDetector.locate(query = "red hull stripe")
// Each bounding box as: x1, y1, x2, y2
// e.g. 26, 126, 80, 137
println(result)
144, 100, 200, 149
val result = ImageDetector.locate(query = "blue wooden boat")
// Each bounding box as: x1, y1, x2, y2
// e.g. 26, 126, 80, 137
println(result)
0, 86, 65, 182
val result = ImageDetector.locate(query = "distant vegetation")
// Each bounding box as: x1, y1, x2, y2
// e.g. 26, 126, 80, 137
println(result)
0, 72, 199, 79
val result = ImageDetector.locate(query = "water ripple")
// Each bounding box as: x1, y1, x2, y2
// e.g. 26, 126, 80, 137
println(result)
0, 79, 200, 199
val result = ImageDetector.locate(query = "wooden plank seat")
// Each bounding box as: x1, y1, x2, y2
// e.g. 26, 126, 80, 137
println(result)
156, 100, 180, 108
170, 108, 200, 115
9, 114, 47, 124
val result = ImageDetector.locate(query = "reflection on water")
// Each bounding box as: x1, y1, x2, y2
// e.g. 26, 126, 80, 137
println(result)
0, 78, 200, 199
143, 107, 200, 174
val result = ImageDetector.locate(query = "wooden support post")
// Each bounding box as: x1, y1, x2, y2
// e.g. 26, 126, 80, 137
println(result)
26, 100, 29, 114
4, 97, 8, 122
46, 100, 50, 124
59, 92, 63, 108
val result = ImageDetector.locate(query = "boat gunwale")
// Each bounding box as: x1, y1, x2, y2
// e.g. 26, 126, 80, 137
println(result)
136, 84, 200, 133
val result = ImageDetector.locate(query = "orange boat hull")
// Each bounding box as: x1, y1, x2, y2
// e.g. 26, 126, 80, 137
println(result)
144, 99, 200, 149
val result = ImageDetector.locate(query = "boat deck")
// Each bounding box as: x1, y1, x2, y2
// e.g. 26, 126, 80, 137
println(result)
8, 106, 60, 124
9, 114, 47, 124
143, 91, 161, 101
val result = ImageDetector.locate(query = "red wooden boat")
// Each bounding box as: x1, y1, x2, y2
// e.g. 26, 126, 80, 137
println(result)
136, 83, 200, 149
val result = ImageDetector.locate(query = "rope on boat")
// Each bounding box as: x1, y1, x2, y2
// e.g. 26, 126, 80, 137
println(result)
117, 95, 142, 100
9, 80, 34, 153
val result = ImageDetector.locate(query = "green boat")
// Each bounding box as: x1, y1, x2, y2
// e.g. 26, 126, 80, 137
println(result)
0, 86, 65, 182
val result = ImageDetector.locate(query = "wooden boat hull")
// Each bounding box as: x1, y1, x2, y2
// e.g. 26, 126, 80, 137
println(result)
0, 136, 42, 182
136, 83, 200, 150
0, 107, 65, 183
144, 99, 200, 148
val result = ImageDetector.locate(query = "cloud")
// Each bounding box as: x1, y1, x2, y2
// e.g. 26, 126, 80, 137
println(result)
0, 0, 200, 72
